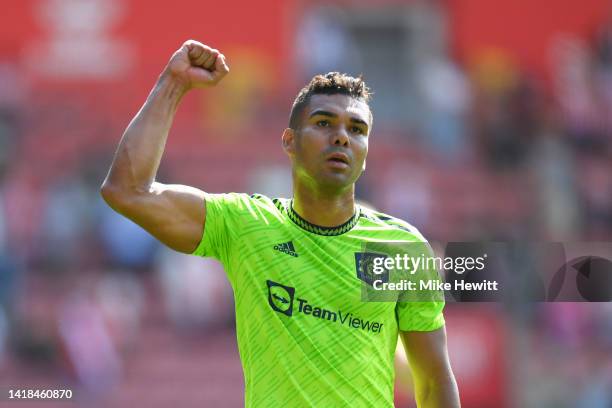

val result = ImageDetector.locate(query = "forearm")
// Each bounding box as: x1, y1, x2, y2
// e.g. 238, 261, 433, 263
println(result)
414, 375, 460, 408
103, 71, 188, 193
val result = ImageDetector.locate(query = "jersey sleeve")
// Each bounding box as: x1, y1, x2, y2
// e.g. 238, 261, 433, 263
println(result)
396, 299, 445, 332
191, 192, 248, 267
395, 236, 446, 332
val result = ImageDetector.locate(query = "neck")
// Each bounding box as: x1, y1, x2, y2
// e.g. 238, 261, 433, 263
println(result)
292, 180, 356, 227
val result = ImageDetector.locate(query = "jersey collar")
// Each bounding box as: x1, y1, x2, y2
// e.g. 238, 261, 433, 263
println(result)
286, 199, 360, 236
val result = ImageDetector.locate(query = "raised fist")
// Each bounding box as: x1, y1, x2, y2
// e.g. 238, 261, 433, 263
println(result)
165, 40, 229, 89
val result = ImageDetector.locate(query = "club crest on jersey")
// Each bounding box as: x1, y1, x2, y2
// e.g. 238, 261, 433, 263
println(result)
355, 252, 390, 286
267, 280, 295, 316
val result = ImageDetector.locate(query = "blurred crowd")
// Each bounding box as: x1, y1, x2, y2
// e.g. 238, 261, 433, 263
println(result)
0, 2, 611, 407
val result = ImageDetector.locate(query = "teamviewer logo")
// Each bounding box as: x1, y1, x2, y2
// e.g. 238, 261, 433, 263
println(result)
267, 280, 295, 317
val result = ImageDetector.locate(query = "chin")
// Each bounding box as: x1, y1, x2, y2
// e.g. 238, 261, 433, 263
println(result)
316, 172, 356, 191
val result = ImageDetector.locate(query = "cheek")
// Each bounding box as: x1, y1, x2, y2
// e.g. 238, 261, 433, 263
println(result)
355, 138, 369, 157
297, 130, 325, 152
294, 136, 319, 163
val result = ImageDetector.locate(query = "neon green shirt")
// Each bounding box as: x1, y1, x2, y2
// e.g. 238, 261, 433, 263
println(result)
192, 193, 444, 407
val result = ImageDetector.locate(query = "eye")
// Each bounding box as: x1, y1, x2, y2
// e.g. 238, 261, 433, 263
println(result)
317, 120, 330, 127
350, 126, 364, 134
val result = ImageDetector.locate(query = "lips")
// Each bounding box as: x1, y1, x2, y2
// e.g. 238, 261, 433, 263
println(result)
326, 152, 350, 165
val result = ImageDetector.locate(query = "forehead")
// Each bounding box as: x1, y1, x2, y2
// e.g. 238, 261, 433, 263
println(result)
305, 94, 371, 123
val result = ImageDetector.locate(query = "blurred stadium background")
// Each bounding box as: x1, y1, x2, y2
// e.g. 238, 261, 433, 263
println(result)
1, 0, 612, 407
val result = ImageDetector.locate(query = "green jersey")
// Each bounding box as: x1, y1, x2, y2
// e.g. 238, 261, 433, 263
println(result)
192, 193, 445, 407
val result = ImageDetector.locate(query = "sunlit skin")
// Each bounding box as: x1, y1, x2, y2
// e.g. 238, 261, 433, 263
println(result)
282, 94, 372, 227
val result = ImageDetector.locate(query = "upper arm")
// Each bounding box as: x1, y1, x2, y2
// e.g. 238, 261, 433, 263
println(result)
101, 181, 206, 254
400, 326, 452, 381
400, 326, 460, 407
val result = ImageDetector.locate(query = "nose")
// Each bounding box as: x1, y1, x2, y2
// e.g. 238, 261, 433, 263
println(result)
331, 127, 349, 147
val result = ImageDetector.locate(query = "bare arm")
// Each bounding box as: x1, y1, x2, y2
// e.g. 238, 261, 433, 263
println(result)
400, 326, 460, 408
101, 40, 229, 253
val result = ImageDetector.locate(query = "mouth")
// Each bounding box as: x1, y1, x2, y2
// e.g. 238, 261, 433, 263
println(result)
326, 152, 350, 167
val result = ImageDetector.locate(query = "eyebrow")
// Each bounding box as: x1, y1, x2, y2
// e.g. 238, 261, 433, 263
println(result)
309, 110, 369, 128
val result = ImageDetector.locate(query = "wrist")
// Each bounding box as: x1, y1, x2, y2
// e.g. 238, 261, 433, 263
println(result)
156, 69, 190, 101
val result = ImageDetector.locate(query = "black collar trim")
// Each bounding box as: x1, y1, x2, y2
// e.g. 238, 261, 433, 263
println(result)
286, 199, 360, 236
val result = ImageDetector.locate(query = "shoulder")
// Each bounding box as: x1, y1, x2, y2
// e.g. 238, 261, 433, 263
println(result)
205, 192, 278, 208
249, 193, 288, 214
249, 193, 284, 207
359, 206, 428, 242
204, 192, 287, 219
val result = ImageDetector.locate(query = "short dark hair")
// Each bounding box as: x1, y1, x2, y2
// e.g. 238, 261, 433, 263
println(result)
288, 72, 372, 130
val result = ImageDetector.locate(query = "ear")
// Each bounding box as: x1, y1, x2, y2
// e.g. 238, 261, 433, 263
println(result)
282, 128, 296, 156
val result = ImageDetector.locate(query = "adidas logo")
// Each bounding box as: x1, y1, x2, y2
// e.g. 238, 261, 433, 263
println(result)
274, 241, 298, 257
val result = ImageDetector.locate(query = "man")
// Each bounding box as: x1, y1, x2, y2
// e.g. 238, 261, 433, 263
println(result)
101, 40, 460, 407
